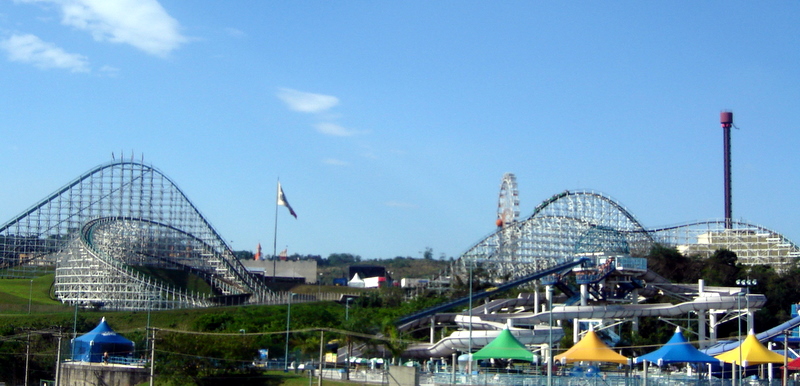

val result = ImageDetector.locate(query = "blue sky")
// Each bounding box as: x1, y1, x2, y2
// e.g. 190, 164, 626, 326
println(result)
1, 1, 799, 260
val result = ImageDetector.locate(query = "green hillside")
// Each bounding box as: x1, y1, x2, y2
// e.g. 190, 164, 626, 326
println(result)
0, 285, 434, 386
131, 266, 217, 296
0, 275, 63, 311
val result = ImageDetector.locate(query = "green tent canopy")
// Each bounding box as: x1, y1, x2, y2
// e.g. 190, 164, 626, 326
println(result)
471, 328, 534, 361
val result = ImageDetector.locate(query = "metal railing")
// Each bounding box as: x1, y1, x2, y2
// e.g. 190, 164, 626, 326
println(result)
424, 372, 797, 386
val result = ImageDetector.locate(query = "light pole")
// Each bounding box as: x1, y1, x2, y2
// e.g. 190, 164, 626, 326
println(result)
783, 329, 789, 386
734, 290, 742, 386
54, 332, 62, 386
345, 297, 353, 321
24, 331, 30, 386
735, 278, 757, 386
149, 328, 156, 386
547, 285, 553, 386
736, 279, 757, 332
318, 272, 323, 298
284, 292, 295, 372
145, 295, 154, 357
467, 257, 474, 375
27, 279, 33, 314
345, 297, 353, 380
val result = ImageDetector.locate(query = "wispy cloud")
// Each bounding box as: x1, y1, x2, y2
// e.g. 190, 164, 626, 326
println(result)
386, 201, 417, 209
98, 64, 119, 77
323, 158, 349, 166
277, 88, 339, 113
0, 33, 89, 72
315, 122, 358, 137
18, 0, 186, 57
224, 27, 246, 38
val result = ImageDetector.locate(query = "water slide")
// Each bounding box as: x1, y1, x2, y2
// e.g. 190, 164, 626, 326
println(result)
501, 293, 765, 326
403, 293, 766, 359
404, 325, 562, 358
702, 314, 800, 356
396, 258, 587, 331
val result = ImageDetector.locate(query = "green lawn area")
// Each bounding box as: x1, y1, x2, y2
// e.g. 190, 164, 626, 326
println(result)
0, 274, 61, 306
135, 371, 362, 386
260, 371, 357, 386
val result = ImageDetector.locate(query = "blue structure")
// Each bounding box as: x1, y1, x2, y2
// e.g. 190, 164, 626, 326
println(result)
72, 318, 135, 363
635, 327, 720, 366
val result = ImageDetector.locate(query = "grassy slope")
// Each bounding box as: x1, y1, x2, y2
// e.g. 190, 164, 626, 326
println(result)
0, 278, 361, 331
0, 275, 61, 306
131, 266, 216, 296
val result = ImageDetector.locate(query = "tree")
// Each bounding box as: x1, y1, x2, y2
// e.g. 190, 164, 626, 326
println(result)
699, 249, 740, 286
646, 244, 693, 283
327, 253, 361, 266
233, 250, 254, 260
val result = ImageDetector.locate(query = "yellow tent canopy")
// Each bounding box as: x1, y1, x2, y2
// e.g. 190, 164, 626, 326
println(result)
554, 329, 629, 365
714, 332, 786, 366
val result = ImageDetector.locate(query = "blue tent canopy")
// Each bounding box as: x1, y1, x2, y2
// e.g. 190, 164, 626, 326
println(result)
634, 327, 721, 366
71, 317, 135, 363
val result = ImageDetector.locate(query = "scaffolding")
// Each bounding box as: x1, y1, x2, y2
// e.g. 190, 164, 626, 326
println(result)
454, 190, 800, 282
651, 220, 800, 269
458, 190, 654, 281
0, 160, 275, 310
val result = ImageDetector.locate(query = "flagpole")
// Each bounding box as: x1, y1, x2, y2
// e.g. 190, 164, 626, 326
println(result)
273, 179, 280, 282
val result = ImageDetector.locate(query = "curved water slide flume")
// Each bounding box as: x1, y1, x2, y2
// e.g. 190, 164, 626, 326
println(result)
402, 293, 766, 359
502, 293, 765, 325
404, 325, 563, 359
702, 314, 800, 356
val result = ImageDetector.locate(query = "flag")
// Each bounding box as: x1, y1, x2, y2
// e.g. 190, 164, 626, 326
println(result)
277, 182, 297, 218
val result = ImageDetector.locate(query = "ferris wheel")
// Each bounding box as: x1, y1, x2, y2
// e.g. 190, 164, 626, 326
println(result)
496, 173, 520, 228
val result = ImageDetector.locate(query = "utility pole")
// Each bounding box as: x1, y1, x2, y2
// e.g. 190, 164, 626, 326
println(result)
24, 331, 30, 386
784, 330, 789, 386
28, 279, 33, 314
55, 332, 62, 386
149, 328, 156, 386
318, 330, 324, 386
547, 285, 553, 386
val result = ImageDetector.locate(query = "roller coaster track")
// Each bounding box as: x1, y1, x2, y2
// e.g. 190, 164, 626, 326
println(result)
1, 160, 277, 308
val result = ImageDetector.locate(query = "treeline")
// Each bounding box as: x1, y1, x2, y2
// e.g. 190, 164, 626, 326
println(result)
233, 249, 453, 283
149, 287, 447, 385
618, 245, 800, 356
0, 286, 449, 386
647, 244, 800, 331
234, 249, 451, 265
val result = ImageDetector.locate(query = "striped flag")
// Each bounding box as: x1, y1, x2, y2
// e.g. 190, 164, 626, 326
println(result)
277, 182, 297, 218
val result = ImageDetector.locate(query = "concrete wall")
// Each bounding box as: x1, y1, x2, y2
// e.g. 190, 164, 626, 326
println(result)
60, 362, 148, 386
388, 365, 419, 386
240, 259, 317, 283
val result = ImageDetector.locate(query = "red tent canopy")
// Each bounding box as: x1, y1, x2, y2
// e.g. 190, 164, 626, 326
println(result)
786, 357, 800, 370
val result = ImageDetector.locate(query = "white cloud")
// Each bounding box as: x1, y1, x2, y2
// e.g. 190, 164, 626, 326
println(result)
98, 64, 119, 76
386, 201, 417, 209
19, 0, 186, 57
0, 33, 89, 72
224, 27, 246, 38
315, 122, 358, 137
277, 88, 339, 113
323, 158, 349, 166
